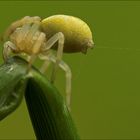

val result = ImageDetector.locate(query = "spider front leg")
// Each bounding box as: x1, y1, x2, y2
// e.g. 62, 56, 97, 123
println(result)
27, 32, 46, 72
42, 32, 64, 83
3, 41, 17, 61
3, 16, 41, 41
40, 54, 72, 111
13, 22, 46, 72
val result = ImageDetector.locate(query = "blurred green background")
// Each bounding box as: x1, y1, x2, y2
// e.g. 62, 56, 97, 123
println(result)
0, 1, 140, 139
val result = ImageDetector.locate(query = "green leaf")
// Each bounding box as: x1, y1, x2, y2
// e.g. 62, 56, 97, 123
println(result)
0, 56, 80, 140
0, 57, 27, 121
25, 68, 80, 140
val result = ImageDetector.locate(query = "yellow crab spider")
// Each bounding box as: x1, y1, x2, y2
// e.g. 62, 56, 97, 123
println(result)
2, 15, 94, 110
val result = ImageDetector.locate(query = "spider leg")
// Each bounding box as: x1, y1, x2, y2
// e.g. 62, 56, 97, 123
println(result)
26, 54, 37, 73
9, 23, 31, 51
39, 53, 72, 111
3, 16, 41, 41
42, 32, 64, 84
24, 22, 41, 49
12, 22, 41, 52
16, 23, 31, 44
3, 41, 17, 61
9, 21, 46, 72
40, 57, 51, 73
27, 32, 46, 72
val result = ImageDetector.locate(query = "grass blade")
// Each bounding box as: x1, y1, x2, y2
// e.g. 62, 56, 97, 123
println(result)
0, 57, 27, 121
25, 62, 80, 140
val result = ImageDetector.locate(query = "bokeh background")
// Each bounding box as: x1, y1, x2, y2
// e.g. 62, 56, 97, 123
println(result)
0, 1, 140, 139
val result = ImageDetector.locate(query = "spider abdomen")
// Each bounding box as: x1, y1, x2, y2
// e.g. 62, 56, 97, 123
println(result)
41, 15, 94, 54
